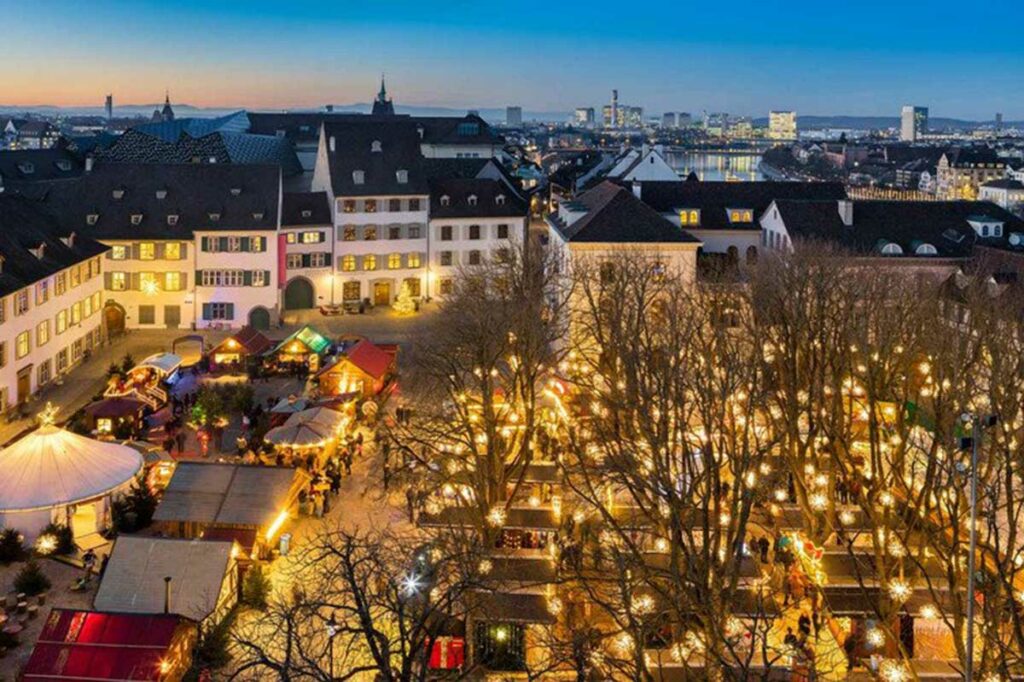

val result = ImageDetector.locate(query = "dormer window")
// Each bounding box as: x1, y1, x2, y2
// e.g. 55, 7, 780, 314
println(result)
18, 162, 34, 174
86, 214, 99, 226
301, 209, 312, 218
371, 140, 382, 153
915, 243, 937, 255
878, 241, 903, 256
209, 212, 221, 222
468, 195, 478, 207
31, 243, 46, 260
680, 209, 700, 226
728, 209, 753, 223
130, 214, 143, 226
253, 211, 265, 220
167, 215, 179, 226
496, 194, 506, 206
156, 189, 168, 200
56, 160, 72, 172
440, 195, 451, 207
61, 232, 76, 248
396, 169, 408, 184
352, 170, 365, 185
230, 187, 242, 196
112, 189, 124, 200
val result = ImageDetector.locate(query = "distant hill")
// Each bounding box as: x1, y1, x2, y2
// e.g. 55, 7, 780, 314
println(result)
0, 102, 570, 124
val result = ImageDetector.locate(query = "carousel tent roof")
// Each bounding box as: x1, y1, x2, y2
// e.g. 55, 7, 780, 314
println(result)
0, 424, 144, 512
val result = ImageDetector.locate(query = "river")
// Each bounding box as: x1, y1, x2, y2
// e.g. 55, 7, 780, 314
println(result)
665, 151, 765, 181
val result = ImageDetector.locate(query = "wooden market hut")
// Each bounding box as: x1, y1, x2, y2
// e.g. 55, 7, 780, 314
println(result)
82, 397, 148, 437
316, 339, 398, 399
266, 325, 332, 372
208, 326, 274, 372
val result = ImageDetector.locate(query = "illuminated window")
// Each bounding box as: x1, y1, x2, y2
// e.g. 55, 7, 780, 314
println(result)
388, 253, 402, 269
14, 290, 29, 315
37, 321, 50, 346
407, 252, 421, 268
165, 272, 182, 291
15, 331, 30, 359
111, 272, 127, 291
139, 242, 155, 260
56, 309, 67, 334
364, 226, 377, 241
165, 242, 181, 260
70, 267, 81, 287
680, 210, 700, 226
342, 200, 356, 213
252, 270, 267, 287
71, 302, 81, 325
363, 255, 377, 271
343, 281, 361, 301
364, 199, 377, 213
287, 253, 304, 269
286, 232, 297, 244
341, 255, 356, 272
55, 273, 67, 295
343, 226, 356, 241
302, 231, 322, 244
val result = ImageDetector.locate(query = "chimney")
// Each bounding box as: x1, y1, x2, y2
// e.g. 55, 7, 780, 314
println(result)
326, 104, 334, 113
163, 576, 172, 614
632, 181, 642, 200
838, 199, 854, 227
85, 156, 94, 173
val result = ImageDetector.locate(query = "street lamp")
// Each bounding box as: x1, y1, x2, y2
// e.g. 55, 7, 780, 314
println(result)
958, 411, 998, 682
326, 612, 339, 681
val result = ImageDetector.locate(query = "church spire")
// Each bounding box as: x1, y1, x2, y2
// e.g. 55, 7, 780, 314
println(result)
377, 74, 387, 103
371, 74, 395, 116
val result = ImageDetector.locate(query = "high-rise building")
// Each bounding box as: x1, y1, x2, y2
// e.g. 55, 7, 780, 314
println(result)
611, 89, 619, 129
574, 108, 595, 127
677, 113, 692, 128
661, 112, 677, 128
506, 106, 522, 127
105, 94, 113, 121
996, 113, 1003, 134
900, 105, 928, 142
768, 111, 797, 140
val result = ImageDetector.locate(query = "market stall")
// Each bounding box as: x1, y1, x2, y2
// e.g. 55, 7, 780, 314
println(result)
265, 325, 332, 373
208, 326, 274, 373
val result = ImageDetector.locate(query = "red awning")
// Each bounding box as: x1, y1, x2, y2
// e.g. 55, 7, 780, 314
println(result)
23, 609, 187, 681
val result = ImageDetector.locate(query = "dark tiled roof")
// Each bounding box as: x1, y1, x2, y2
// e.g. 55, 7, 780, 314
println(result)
422, 157, 490, 180
429, 178, 527, 219
412, 114, 504, 146
129, 111, 250, 143
47, 163, 281, 239
982, 178, 1024, 190
551, 181, 700, 244
95, 128, 302, 177
0, 194, 108, 297
247, 112, 368, 143
0, 146, 84, 189
322, 119, 428, 197
774, 199, 1024, 258
634, 180, 848, 231
942, 147, 1004, 168
281, 191, 331, 226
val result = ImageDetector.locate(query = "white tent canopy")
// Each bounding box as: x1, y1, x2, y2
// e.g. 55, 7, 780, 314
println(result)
135, 352, 182, 376
0, 424, 143, 513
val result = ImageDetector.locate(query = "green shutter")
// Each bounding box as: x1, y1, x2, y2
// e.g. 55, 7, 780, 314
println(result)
218, 237, 228, 252
302, 254, 312, 268
226, 303, 235, 319
264, 270, 271, 287
243, 271, 253, 286
202, 303, 212, 320
154, 243, 165, 259
201, 237, 209, 252
241, 237, 251, 252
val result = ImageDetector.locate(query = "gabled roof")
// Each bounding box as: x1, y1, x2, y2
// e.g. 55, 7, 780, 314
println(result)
0, 145, 84, 188
982, 178, 1024, 190
941, 146, 1004, 168
46, 162, 281, 239
213, 326, 274, 355
633, 179, 848, 231
774, 199, 1024, 258
129, 110, 250, 143
0, 194, 108, 297
413, 114, 504, 146
320, 338, 396, 380
282, 191, 332, 226
271, 324, 332, 355
94, 127, 302, 176
429, 178, 527, 219
322, 119, 428, 197
549, 181, 700, 244
22, 609, 190, 681
94, 536, 234, 622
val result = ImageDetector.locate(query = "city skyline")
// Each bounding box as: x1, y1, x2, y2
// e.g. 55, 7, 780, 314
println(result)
2, 0, 1022, 119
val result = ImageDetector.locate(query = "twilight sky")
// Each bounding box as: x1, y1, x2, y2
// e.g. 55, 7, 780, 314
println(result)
2, 0, 1022, 119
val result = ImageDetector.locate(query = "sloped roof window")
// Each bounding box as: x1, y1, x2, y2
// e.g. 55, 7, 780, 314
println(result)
130, 214, 143, 226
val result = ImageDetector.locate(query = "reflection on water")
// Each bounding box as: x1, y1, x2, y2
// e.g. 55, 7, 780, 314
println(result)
666, 152, 765, 182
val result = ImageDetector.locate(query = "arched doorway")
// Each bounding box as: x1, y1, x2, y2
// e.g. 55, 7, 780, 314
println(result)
284, 278, 315, 310
249, 306, 271, 330
104, 302, 126, 337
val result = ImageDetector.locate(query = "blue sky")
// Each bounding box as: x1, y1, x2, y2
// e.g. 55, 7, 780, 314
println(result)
2, 0, 1022, 118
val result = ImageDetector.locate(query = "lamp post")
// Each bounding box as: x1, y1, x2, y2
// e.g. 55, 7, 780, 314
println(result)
326, 612, 339, 681
958, 412, 998, 682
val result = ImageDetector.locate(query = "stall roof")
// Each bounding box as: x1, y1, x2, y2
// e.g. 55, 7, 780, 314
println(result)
136, 352, 182, 375
82, 397, 147, 419
94, 536, 234, 623
153, 462, 308, 528
213, 326, 274, 355
467, 591, 556, 624
318, 339, 396, 380
270, 325, 331, 355
22, 608, 191, 681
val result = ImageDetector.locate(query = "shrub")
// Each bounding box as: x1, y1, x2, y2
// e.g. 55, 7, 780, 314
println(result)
241, 564, 270, 610
120, 353, 135, 374
0, 528, 27, 564
39, 523, 75, 556
112, 477, 158, 533
14, 560, 51, 595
